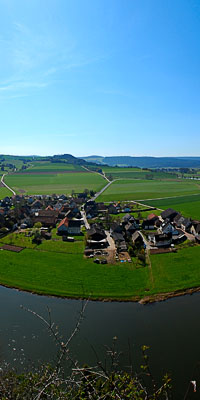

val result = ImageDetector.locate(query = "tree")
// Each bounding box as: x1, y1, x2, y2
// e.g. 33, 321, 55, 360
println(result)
0, 306, 172, 399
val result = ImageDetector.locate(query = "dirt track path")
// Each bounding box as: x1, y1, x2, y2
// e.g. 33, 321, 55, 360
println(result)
1, 173, 16, 196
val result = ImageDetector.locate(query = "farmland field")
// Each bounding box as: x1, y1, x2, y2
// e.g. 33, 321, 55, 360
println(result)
102, 166, 177, 180
150, 246, 200, 294
0, 174, 12, 199
0, 186, 12, 199
140, 194, 200, 220
25, 161, 85, 172
5, 172, 105, 195
97, 179, 200, 202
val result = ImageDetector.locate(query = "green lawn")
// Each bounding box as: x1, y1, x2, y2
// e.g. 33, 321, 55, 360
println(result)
38, 239, 84, 254
0, 233, 37, 249
0, 250, 149, 299
5, 172, 105, 195
150, 246, 200, 294
0, 186, 12, 199
98, 179, 200, 202
0, 243, 200, 300
140, 194, 200, 220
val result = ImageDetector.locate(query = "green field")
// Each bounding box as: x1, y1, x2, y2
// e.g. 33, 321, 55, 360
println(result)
0, 186, 11, 199
0, 174, 12, 199
150, 246, 200, 294
140, 194, 200, 220
5, 172, 105, 195
0, 231, 85, 254
102, 166, 177, 180
98, 179, 200, 202
0, 245, 200, 300
0, 249, 149, 299
26, 161, 84, 172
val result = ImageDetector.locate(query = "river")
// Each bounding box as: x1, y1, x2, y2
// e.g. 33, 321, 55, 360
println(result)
0, 285, 200, 399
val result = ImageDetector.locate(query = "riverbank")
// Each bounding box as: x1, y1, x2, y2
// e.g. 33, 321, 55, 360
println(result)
0, 246, 200, 303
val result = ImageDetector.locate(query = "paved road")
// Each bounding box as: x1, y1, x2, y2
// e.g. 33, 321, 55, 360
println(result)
80, 210, 90, 230
91, 180, 115, 201
1, 173, 16, 196
82, 165, 110, 183
105, 230, 116, 263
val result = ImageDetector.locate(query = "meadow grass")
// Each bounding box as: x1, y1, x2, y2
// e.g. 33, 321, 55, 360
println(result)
0, 243, 200, 300
0, 249, 149, 299
98, 179, 200, 202
26, 161, 84, 172
5, 172, 105, 195
102, 167, 176, 180
150, 246, 200, 294
140, 194, 200, 220
37, 239, 84, 254
0, 233, 37, 249
0, 186, 12, 199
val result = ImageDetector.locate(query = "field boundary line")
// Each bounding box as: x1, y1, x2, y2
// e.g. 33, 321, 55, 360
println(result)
82, 165, 110, 182
137, 192, 200, 202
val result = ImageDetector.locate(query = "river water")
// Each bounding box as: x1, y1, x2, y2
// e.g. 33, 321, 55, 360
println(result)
0, 285, 200, 399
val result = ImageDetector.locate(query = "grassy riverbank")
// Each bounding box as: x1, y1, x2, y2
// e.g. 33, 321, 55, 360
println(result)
0, 246, 200, 301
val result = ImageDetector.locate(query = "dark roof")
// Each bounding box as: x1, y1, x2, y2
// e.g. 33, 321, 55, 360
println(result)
161, 208, 178, 219
112, 232, 124, 242
132, 231, 142, 242
68, 220, 81, 227
87, 226, 106, 239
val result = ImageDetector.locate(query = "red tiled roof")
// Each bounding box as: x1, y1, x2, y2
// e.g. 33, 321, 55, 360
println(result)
57, 217, 69, 229
147, 213, 158, 220
46, 205, 54, 211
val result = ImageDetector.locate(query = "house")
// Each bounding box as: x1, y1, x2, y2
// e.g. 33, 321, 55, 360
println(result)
110, 222, 123, 235
87, 225, 106, 241
31, 200, 43, 210
161, 208, 178, 221
122, 214, 135, 224
191, 221, 200, 236
172, 230, 186, 244
147, 213, 159, 224
118, 241, 127, 252
142, 219, 156, 230
123, 206, 131, 213
96, 203, 108, 213
86, 225, 108, 249
112, 232, 124, 245
108, 204, 118, 214
124, 222, 137, 236
148, 233, 172, 248
161, 221, 179, 236
181, 218, 192, 232
195, 235, 200, 244
57, 218, 81, 235
33, 210, 58, 227
132, 231, 144, 246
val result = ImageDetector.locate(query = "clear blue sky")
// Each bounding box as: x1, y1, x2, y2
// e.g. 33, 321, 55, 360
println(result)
0, 0, 200, 157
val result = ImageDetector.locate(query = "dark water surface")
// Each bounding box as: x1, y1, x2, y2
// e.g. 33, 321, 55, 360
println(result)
0, 285, 200, 399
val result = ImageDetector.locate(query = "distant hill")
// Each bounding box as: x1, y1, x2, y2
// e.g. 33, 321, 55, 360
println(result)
81, 155, 200, 168
81, 155, 105, 164
2, 153, 200, 169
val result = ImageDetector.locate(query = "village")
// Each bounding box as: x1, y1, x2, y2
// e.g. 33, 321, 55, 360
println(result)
0, 192, 200, 266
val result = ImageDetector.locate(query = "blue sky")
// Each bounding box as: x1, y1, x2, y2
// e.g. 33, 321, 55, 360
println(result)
0, 0, 200, 157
